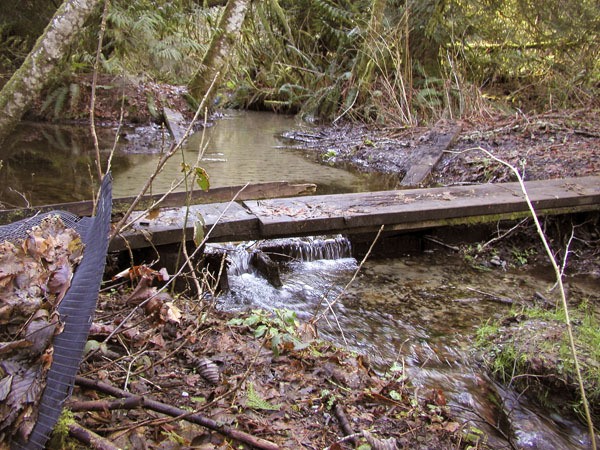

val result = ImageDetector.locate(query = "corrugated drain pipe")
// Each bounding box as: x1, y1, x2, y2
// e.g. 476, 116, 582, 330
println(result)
13, 174, 112, 450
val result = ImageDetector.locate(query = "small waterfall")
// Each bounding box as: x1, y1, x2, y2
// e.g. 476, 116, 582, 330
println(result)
257, 235, 352, 263
209, 235, 353, 278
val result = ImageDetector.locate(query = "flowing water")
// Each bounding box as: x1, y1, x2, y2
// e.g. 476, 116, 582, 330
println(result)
214, 238, 596, 449
2, 112, 597, 447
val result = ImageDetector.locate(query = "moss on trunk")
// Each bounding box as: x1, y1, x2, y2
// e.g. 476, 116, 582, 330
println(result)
0, 0, 101, 146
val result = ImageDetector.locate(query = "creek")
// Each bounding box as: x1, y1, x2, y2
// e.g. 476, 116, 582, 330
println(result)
214, 238, 596, 450
1, 111, 596, 448
0, 110, 395, 207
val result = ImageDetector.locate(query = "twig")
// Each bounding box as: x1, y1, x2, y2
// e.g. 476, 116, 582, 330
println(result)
423, 235, 460, 251
74, 376, 280, 450
89, 0, 110, 182
333, 402, 356, 445
68, 422, 120, 450
479, 218, 529, 251
469, 146, 596, 449
466, 287, 514, 304
323, 432, 364, 450
68, 396, 143, 412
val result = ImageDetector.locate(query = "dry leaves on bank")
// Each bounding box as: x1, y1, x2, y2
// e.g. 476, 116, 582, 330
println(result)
0, 216, 84, 443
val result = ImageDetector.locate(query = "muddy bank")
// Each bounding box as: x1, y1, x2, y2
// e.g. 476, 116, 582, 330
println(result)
282, 110, 600, 185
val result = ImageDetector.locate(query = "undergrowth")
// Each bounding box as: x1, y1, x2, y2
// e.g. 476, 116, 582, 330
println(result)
476, 303, 600, 425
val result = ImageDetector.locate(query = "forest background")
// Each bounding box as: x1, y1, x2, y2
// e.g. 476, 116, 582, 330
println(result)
0, 0, 598, 129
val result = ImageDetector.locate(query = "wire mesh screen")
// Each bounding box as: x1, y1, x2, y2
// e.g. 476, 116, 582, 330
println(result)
0, 210, 91, 244
1, 174, 112, 450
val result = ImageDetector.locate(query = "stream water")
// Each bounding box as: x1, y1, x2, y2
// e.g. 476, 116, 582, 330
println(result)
1, 112, 596, 448
0, 110, 394, 207
215, 238, 596, 449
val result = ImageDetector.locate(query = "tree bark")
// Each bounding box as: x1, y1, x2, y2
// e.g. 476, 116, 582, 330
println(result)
0, 0, 101, 146
187, 0, 251, 105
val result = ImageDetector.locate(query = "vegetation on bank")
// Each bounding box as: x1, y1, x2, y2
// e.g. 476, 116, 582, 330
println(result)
476, 303, 600, 426
1, 0, 599, 125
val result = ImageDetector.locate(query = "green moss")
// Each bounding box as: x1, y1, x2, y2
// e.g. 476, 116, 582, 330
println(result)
475, 305, 600, 423
47, 409, 77, 450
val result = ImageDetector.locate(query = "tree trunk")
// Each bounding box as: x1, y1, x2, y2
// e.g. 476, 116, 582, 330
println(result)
0, 0, 101, 146
187, 0, 251, 105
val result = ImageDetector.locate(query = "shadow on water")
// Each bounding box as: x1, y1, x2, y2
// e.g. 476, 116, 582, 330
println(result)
0, 110, 396, 207
216, 240, 597, 450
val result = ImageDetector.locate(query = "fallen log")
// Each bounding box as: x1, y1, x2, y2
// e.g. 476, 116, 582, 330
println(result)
400, 126, 461, 187
67, 423, 120, 450
75, 376, 281, 450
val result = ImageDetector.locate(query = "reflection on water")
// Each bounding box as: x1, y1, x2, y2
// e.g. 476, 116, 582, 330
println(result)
217, 246, 597, 449
0, 123, 112, 207
111, 110, 389, 198
0, 111, 396, 207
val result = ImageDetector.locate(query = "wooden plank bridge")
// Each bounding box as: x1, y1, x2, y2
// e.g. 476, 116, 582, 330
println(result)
109, 176, 600, 252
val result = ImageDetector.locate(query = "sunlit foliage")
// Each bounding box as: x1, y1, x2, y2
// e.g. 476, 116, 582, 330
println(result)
226, 0, 599, 123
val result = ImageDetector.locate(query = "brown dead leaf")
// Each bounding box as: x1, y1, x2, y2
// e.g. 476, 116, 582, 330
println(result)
161, 302, 182, 324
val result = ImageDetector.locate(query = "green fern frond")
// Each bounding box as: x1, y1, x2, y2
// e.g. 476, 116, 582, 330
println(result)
246, 383, 281, 411
40, 89, 60, 114
53, 86, 69, 119
69, 83, 80, 113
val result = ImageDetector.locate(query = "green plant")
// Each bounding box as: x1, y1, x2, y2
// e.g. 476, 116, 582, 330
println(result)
48, 409, 76, 449
246, 382, 281, 411
228, 308, 309, 356
511, 247, 536, 266
320, 388, 338, 410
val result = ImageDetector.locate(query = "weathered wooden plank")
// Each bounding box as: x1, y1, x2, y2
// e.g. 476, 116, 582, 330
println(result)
163, 107, 188, 143
400, 126, 462, 186
243, 176, 600, 238
109, 201, 258, 251
0, 181, 316, 225
108, 176, 600, 251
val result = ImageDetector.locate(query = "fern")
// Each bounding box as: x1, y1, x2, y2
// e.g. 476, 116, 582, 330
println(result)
246, 383, 281, 411
69, 82, 81, 113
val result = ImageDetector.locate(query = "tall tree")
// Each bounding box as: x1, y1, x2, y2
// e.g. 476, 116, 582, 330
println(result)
187, 0, 251, 106
0, 0, 102, 146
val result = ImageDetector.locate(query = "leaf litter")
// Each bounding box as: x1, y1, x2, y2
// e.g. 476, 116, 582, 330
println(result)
55, 265, 473, 450
0, 216, 84, 444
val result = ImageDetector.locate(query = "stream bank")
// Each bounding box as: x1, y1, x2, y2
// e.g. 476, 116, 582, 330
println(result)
11, 80, 600, 447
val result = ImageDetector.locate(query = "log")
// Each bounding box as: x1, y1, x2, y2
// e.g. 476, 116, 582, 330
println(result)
251, 250, 282, 287
75, 376, 281, 450
67, 423, 120, 450
162, 107, 187, 143
0, 181, 317, 225
400, 126, 462, 186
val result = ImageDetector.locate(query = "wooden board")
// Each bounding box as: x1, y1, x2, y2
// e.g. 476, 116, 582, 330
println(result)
243, 176, 600, 238
0, 181, 316, 225
109, 201, 258, 251
162, 107, 188, 143
400, 126, 461, 186
106, 175, 600, 251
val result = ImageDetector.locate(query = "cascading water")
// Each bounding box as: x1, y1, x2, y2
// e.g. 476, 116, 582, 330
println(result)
212, 236, 596, 450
